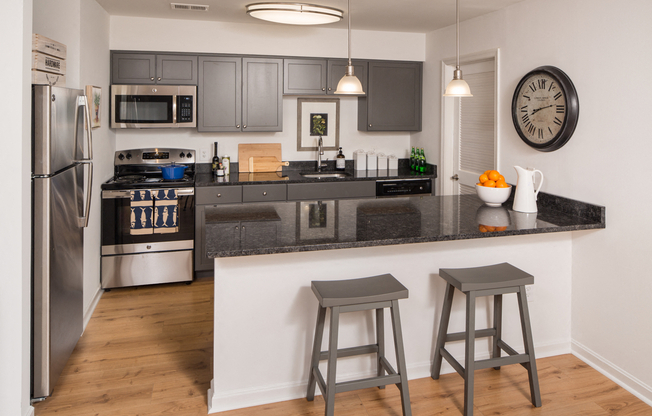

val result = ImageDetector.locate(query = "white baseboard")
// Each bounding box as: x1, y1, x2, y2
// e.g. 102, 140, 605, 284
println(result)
207, 341, 571, 414
26, 406, 35, 416
82, 286, 103, 331
572, 340, 652, 406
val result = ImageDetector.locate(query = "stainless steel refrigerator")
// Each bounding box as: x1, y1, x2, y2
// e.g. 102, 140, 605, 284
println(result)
31, 85, 93, 400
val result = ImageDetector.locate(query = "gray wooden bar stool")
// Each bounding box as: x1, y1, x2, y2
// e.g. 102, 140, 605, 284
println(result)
430, 263, 542, 416
307, 274, 412, 416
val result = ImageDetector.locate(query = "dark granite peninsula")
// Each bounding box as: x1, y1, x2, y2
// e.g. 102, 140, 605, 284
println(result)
205, 190, 604, 413
205, 192, 604, 258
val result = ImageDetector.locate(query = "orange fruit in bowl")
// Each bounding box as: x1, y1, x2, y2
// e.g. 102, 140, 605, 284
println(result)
488, 170, 500, 182
479, 173, 489, 184
495, 180, 509, 188
483, 180, 496, 188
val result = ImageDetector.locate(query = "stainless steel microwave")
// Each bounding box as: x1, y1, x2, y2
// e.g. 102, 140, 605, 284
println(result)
110, 85, 196, 128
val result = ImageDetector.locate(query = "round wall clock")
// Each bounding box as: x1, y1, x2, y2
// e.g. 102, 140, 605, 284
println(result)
511, 66, 579, 152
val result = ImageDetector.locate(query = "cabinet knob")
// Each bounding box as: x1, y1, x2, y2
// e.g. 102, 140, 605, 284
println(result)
241, 226, 245, 230
328, 87, 332, 91
217, 193, 222, 197
369, 124, 372, 127
263, 191, 267, 196
236, 124, 240, 128
157, 77, 161, 81
243, 125, 247, 129
146, 245, 152, 250
235, 226, 239, 230
322, 87, 326, 91
150, 77, 154, 81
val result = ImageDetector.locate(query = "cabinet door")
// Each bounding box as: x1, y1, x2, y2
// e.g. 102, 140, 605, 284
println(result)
242, 58, 283, 132
112, 53, 156, 84
205, 221, 241, 253
198, 56, 242, 132
284, 59, 327, 95
358, 61, 422, 131
241, 221, 279, 249
327, 59, 367, 94
156, 54, 198, 85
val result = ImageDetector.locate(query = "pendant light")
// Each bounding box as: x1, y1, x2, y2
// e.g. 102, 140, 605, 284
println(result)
334, 0, 365, 95
246, 3, 343, 25
443, 0, 472, 97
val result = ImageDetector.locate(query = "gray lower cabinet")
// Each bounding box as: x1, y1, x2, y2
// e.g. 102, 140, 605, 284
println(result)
287, 181, 375, 201
358, 61, 422, 131
327, 59, 368, 94
242, 184, 287, 202
198, 56, 283, 132
111, 53, 197, 85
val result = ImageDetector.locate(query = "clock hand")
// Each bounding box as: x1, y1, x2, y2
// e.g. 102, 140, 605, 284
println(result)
531, 104, 553, 115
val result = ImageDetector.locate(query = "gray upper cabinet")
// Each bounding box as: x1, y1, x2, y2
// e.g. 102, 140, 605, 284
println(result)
156, 54, 198, 85
198, 56, 242, 132
111, 53, 156, 84
198, 56, 282, 132
111, 53, 197, 85
327, 59, 368, 95
283, 59, 327, 95
358, 61, 422, 131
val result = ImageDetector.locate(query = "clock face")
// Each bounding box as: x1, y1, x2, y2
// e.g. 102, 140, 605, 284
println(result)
511, 66, 579, 152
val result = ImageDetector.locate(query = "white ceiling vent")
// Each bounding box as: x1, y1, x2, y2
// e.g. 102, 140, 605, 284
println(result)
170, 3, 209, 12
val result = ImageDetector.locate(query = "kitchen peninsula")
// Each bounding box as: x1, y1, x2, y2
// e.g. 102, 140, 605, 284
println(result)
203, 182, 604, 413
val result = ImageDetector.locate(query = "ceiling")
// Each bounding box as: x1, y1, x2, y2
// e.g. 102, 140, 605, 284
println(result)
94, 0, 525, 34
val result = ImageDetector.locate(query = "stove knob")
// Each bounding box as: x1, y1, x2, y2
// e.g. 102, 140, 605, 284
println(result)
126, 153, 132, 160
118, 153, 125, 160
179, 152, 185, 158
185, 153, 192, 159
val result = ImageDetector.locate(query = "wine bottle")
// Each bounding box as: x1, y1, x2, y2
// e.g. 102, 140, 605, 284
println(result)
419, 148, 426, 173
212, 142, 220, 175
410, 147, 416, 170
336, 147, 346, 170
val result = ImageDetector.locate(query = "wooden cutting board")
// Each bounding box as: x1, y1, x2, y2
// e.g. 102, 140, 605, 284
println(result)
238, 143, 282, 172
248, 156, 289, 173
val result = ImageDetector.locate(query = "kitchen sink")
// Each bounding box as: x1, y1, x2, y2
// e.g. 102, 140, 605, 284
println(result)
300, 171, 352, 179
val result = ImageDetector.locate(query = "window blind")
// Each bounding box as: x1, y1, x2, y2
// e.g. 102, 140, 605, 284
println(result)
459, 71, 495, 175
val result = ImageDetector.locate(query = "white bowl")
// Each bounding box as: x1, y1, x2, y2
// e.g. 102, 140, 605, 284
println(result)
476, 184, 512, 207
476, 205, 511, 227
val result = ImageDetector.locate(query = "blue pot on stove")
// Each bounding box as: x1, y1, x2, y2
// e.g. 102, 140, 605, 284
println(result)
159, 163, 188, 180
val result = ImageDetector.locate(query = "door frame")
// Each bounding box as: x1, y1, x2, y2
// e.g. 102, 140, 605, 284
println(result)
440, 48, 500, 195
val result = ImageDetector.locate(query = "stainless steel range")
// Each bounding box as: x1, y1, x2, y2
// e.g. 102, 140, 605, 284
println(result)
101, 148, 195, 289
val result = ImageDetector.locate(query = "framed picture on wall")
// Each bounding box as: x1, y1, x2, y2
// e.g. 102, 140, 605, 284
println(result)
85, 85, 101, 129
297, 98, 340, 151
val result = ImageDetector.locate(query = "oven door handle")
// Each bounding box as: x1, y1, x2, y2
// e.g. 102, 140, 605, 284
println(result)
102, 188, 194, 199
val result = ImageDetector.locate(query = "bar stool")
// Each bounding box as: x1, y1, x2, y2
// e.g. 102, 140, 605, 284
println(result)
430, 263, 542, 416
307, 274, 412, 416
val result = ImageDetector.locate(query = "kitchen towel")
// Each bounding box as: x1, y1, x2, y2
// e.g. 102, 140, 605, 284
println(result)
153, 189, 179, 234
130, 190, 153, 235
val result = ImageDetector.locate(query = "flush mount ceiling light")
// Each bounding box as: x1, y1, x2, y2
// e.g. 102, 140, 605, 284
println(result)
443, 0, 472, 97
334, 0, 364, 95
170, 3, 209, 11
246, 3, 343, 25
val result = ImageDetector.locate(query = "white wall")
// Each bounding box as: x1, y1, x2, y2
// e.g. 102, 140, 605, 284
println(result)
109, 16, 427, 163
0, 1, 33, 415
419, 0, 652, 403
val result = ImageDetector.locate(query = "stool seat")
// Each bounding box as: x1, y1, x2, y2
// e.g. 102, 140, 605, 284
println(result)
439, 263, 533, 292
307, 274, 412, 416
312, 274, 408, 307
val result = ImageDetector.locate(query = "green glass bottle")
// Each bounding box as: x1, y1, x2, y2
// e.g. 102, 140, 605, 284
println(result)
419, 148, 426, 173
410, 147, 416, 170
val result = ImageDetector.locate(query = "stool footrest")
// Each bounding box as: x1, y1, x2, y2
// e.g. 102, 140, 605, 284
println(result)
440, 347, 465, 378
446, 328, 496, 342
335, 374, 402, 394
475, 353, 530, 370
312, 366, 327, 399
380, 356, 397, 375
318, 344, 379, 361
497, 339, 531, 371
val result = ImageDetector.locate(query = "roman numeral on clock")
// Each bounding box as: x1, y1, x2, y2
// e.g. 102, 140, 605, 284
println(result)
527, 123, 536, 135
522, 114, 530, 124
554, 92, 562, 100
521, 105, 528, 113
538, 128, 543, 139
538, 79, 546, 90
554, 117, 562, 126
556, 105, 565, 113
529, 82, 537, 92
548, 82, 556, 92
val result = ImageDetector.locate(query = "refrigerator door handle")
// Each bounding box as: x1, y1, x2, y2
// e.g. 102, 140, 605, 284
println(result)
78, 161, 93, 228
76, 95, 93, 161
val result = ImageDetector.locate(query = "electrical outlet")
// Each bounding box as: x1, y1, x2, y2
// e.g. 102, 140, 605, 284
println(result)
525, 285, 534, 302
200, 148, 209, 161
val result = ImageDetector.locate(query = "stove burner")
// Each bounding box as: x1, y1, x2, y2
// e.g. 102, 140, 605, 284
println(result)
114, 175, 147, 184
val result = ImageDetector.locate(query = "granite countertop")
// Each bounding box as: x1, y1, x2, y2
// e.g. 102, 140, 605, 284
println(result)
195, 160, 436, 186
205, 190, 605, 258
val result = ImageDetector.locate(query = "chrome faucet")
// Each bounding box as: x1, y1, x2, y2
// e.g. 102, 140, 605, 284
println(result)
317, 136, 328, 171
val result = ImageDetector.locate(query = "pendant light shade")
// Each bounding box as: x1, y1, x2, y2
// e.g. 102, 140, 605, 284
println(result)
444, 0, 472, 97
334, 0, 365, 95
246, 3, 343, 25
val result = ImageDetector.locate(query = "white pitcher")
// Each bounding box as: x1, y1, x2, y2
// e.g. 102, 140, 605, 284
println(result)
513, 166, 544, 213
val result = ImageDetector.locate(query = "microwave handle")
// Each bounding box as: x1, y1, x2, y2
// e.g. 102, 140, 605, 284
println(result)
172, 95, 177, 124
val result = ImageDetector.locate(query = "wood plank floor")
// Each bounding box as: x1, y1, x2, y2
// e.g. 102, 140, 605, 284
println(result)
34, 278, 651, 416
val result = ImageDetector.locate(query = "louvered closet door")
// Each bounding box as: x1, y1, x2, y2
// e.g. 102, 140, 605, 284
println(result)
453, 61, 496, 195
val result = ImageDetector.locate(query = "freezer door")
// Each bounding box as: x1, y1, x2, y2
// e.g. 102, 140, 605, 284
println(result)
32, 165, 84, 399
33, 85, 85, 176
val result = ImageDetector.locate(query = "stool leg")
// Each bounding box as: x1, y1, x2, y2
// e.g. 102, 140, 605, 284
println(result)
307, 304, 327, 401
325, 306, 340, 416
492, 294, 503, 370
431, 282, 455, 379
517, 286, 542, 408
390, 300, 412, 416
464, 291, 477, 416
376, 308, 386, 389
